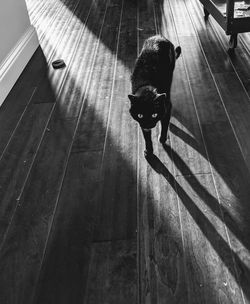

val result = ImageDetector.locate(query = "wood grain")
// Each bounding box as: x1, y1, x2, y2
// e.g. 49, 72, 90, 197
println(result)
138, 152, 188, 304
33, 151, 103, 304
186, 0, 250, 171
33, 0, 136, 302
0, 48, 48, 156
0, 0, 109, 302
202, 121, 250, 302
85, 240, 137, 304
213, 72, 250, 170
152, 0, 211, 177
1, 0, 250, 303
93, 0, 138, 242
185, 0, 234, 74
72, 0, 123, 152
0, 116, 76, 304
0, 103, 54, 246
138, 1, 187, 303
176, 173, 244, 304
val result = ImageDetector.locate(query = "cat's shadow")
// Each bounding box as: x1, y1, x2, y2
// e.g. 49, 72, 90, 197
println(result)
145, 146, 173, 181
145, 144, 250, 300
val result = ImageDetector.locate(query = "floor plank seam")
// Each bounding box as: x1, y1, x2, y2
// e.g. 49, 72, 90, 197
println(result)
41, 0, 93, 106
186, 0, 249, 173
208, 13, 250, 105
2, 0, 250, 303
71, 148, 104, 154
0, 0, 88, 253
165, 2, 199, 301
0, 0, 99, 299
31, 0, 67, 42
175, 171, 212, 178
0, 87, 37, 162
138, 2, 190, 303
100, 0, 124, 173
92, 238, 137, 244
0, 0, 82, 257
0, 102, 56, 252
178, 1, 247, 302
30, 1, 112, 301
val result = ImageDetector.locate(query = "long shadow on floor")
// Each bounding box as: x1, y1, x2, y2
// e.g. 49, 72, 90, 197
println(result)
23, 0, 250, 301
147, 150, 250, 301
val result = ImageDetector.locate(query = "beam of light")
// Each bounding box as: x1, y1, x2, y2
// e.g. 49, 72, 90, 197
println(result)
25, 0, 250, 300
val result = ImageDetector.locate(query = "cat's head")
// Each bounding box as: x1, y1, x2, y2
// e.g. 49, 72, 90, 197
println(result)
128, 90, 167, 130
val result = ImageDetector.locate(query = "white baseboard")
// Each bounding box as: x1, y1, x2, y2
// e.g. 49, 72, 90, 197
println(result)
0, 25, 39, 106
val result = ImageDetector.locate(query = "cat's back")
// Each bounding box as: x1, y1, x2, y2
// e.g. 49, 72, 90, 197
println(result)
141, 35, 174, 56
131, 35, 176, 93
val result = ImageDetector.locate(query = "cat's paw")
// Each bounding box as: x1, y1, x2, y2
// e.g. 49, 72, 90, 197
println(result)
159, 133, 170, 144
144, 149, 154, 158
159, 136, 167, 144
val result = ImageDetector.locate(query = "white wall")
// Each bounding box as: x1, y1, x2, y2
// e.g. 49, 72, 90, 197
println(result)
0, 0, 39, 105
0, 0, 31, 63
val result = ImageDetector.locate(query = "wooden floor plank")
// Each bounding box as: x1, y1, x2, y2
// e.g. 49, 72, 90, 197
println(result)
32, 0, 128, 302
49, 0, 111, 119
30, 0, 80, 63
184, 0, 234, 74
0, 0, 111, 301
0, 48, 48, 156
200, 0, 250, 97
93, 0, 138, 242
0, 102, 54, 246
0, 115, 76, 304
85, 240, 137, 304
139, 153, 188, 304
35, 0, 96, 118
213, 72, 250, 170
186, 0, 250, 172
176, 173, 244, 304
169, 0, 250, 302
173, 35, 229, 125
154, 0, 211, 177
27, 0, 64, 28
27, 0, 83, 112
27, 0, 85, 107
33, 151, 102, 304
202, 121, 250, 303
137, 1, 188, 303
1, 0, 250, 303
73, 0, 123, 152
0, 86, 36, 156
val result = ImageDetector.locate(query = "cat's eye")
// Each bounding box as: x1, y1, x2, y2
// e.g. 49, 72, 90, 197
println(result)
138, 114, 143, 119
152, 113, 158, 118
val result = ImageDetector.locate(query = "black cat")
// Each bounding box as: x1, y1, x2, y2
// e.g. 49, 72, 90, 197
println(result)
128, 35, 181, 157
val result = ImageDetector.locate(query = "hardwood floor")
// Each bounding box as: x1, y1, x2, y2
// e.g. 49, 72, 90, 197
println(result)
0, 0, 250, 303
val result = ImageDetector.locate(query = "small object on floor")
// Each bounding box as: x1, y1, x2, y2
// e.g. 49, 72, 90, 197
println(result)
52, 59, 66, 69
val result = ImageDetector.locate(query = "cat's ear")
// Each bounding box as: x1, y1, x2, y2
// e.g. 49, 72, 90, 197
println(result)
128, 94, 138, 104
175, 46, 181, 59
154, 93, 166, 104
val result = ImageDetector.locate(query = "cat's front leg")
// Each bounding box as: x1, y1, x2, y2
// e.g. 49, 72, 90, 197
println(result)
159, 102, 172, 144
142, 129, 153, 157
